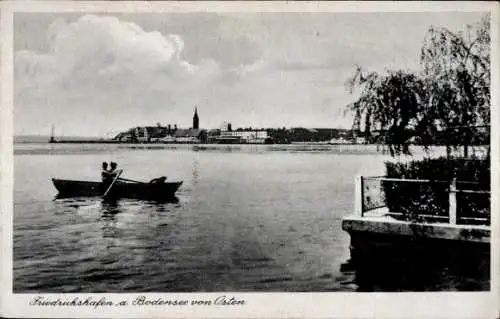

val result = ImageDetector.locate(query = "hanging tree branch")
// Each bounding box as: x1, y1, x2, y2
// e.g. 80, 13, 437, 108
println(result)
344, 15, 490, 158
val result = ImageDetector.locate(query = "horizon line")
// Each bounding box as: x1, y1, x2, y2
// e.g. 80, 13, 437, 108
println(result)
15, 126, 356, 137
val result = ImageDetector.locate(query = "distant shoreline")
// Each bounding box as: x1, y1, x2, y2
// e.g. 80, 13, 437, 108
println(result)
14, 137, 363, 145
14, 139, 491, 148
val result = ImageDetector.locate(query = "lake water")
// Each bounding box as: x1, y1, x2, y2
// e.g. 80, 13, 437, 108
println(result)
12, 143, 485, 292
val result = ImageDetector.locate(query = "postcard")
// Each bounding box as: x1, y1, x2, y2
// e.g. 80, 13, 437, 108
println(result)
1, 1, 498, 318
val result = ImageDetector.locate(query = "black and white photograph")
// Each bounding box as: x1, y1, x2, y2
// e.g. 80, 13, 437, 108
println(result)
1, 1, 498, 318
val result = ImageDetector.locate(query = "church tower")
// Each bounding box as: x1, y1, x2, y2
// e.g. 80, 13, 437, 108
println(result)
193, 107, 199, 130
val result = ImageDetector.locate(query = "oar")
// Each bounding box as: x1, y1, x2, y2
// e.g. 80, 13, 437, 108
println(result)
118, 176, 167, 183
117, 177, 143, 183
103, 169, 123, 197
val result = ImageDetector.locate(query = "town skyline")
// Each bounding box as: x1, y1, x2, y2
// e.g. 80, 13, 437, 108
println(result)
14, 11, 485, 137
15, 105, 360, 139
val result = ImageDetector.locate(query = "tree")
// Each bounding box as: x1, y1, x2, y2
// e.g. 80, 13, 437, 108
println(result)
345, 15, 490, 157
420, 15, 490, 157
345, 68, 428, 156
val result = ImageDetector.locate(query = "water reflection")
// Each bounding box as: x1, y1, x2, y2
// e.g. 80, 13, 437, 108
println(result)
149, 196, 180, 205
339, 248, 491, 292
55, 194, 179, 204
192, 159, 199, 186
100, 199, 121, 240
52, 196, 179, 226
53, 194, 95, 201
52, 196, 98, 216
101, 198, 121, 218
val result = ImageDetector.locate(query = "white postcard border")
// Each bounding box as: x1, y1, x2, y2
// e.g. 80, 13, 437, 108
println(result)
1, 1, 499, 318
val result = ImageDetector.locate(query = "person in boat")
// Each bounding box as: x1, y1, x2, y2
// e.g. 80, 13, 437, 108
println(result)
102, 162, 121, 188
109, 162, 120, 180
101, 162, 112, 186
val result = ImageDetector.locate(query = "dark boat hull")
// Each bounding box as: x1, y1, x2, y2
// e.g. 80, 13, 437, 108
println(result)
52, 178, 182, 200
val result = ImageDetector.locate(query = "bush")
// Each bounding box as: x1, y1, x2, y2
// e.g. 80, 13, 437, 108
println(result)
383, 157, 490, 224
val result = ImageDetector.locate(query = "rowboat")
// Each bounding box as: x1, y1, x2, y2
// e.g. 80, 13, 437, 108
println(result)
52, 178, 183, 200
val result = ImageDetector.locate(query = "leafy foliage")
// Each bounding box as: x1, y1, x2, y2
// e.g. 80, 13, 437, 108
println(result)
345, 15, 490, 157
420, 15, 490, 156
345, 68, 429, 156
384, 157, 490, 224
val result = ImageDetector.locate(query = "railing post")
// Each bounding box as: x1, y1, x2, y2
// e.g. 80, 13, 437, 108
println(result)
449, 178, 457, 225
354, 175, 363, 217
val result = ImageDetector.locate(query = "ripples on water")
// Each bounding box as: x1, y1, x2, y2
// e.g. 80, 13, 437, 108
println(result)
14, 196, 355, 292
13, 144, 486, 292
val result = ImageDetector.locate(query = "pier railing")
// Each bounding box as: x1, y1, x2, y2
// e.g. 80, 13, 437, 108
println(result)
355, 176, 490, 226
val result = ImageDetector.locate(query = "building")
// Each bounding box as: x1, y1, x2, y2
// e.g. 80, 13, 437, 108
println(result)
193, 107, 199, 130
172, 107, 202, 142
328, 137, 351, 144
174, 128, 201, 143
355, 137, 367, 144
220, 121, 232, 132
210, 122, 269, 144
221, 130, 268, 140
114, 126, 166, 143
113, 108, 203, 143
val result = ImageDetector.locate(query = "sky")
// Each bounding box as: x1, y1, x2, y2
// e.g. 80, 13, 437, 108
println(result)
14, 11, 486, 137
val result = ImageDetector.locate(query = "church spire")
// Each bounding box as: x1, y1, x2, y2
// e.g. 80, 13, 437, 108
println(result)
193, 107, 199, 130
